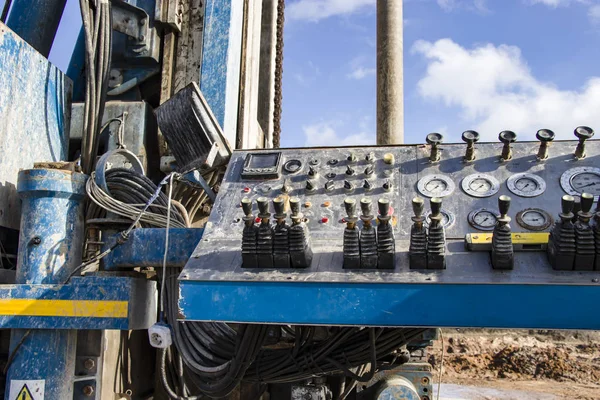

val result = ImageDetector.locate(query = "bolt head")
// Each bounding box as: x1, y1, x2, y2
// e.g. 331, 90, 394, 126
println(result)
82, 385, 95, 396
84, 358, 95, 370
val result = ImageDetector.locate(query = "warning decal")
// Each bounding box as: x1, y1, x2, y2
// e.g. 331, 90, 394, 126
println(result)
8, 380, 45, 400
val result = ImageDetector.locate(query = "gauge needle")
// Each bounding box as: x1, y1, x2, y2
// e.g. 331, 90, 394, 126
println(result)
522, 183, 530, 189
476, 184, 485, 190
578, 182, 599, 188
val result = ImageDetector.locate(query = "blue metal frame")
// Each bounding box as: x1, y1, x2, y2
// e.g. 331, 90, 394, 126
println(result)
179, 281, 600, 330
0, 276, 157, 330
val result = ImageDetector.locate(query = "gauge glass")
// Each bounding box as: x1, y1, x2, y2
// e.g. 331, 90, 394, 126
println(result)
521, 211, 546, 227
461, 174, 500, 198
417, 175, 455, 198
561, 167, 600, 201
516, 208, 553, 231
468, 209, 497, 231
424, 209, 455, 229
507, 173, 546, 197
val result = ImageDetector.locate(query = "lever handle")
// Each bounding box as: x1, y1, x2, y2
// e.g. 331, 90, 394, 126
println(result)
561, 195, 575, 215
273, 197, 285, 215
378, 198, 391, 217
344, 198, 357, 217
430, 197, 442, 217
257, 197, 269, 215
360, 198, 373, 217
241, 197, 253, 216
412, 197, 424, 218
289, 197, 301, 216
498, 195, 511, 216
581, 192, 594, 213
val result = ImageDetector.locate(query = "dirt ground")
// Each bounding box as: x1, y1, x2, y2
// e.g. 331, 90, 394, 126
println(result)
427, 329, 600, 400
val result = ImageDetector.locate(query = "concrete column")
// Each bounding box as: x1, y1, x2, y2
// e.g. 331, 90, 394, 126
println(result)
376, 0, 404, 145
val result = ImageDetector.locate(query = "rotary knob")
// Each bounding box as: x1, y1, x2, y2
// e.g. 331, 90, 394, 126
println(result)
499, 130, 517, 161
426, 133, 443, 163
306, 179, 317, 192
383, 180, 393, 192
347, 153, 358, 163
536, 129, 555, 160
574, 126, 594, 159
366, 152, 375, 162
364, 165, 374, 177
461, 130, 480, 162
346, 165, 355, 176
344, 180, 355, 193
308, 165, 319, 178
363, 179, 373, 192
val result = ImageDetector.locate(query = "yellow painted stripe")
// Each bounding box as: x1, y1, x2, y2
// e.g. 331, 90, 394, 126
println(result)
0, 299, 128, 318
469, 232, 549, 244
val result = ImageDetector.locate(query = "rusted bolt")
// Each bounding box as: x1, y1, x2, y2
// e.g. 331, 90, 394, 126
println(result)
31, 236, 42, 245
421, 377, 430, 385
139, 18, 146, 25
139, 35, 145, 41
84, 358, 95, 370
82, 385, 94, 396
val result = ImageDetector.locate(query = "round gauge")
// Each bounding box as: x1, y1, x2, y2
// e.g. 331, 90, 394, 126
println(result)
468, 208, 498, 231
417, 174, 455, 198
461, 174, 500, 198
560, 167, 600, 201
506, 173, 546, 198
424, 209, 455, 229
516, 208, 554, 231
283, 159, 303, 174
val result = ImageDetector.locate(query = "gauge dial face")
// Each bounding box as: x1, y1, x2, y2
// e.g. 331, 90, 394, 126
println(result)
507, 173, 546, 197
561, 167, 600, 201
424, 209, 455, 229
417, 175, 455, 198
283, 159, 303, 174
468, 208, 498, 231
516, 208, 553, 231
461, 174, 500, 198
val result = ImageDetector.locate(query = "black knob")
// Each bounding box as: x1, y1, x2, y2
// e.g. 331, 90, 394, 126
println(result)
426, 133, 443, 146
498, 195, 511, 217
561, 195, 575, 214
366, 152, 375, 162
289, 197, 301, 216
536, 129, 555, 142
306, 180, 316, 192
427, 133, 443, 162
281, 178, 292, 193
344, 198, 357, 217
536, 129, 555, 160
499, 131, 517, 161
360, 198, 373, 217
257, 197, 269, 215
325, 180, 335, 192
383, 180, 392, 192
574, 126, 594, 159
273, 197, 285, 216
344, 180, 354, 192
241, 197, 253, 215
346, 165, 355, 176
378, 198, 390, 217
430, 197, 442, 217
412, 197, 424, 218
581, 192, 594, 213
363, 179, 373, 192
347, 153, 357, 163
364, 165, 374, 176
462, 130, 480, 144
575, 126, 594, 141
308, 166, 318, 177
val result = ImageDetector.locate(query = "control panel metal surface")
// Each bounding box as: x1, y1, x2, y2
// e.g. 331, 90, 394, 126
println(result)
179, 137, 600, 329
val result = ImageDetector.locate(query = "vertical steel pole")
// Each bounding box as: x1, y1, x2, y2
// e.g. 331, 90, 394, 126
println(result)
5, 0, 67, 57
5, 168, 87, 400
377, 0, 404, 145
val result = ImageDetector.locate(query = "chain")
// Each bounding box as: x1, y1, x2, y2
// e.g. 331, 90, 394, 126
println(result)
272, 0, 285, 149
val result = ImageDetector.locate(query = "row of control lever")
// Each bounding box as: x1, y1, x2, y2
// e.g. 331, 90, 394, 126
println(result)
241, 197, 313, 268
548, 193, 600, 271
426, 126, 594, 163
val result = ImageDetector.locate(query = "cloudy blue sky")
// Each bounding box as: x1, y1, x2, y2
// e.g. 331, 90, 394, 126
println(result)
281, 0, 600, 147
2, 0, 599, 147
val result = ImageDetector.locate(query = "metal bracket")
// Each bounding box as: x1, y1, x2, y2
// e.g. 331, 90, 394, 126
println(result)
155, 0, 184, 32
112, 0, 150, 42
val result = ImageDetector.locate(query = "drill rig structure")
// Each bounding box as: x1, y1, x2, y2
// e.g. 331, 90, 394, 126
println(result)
0, 1, 599, 400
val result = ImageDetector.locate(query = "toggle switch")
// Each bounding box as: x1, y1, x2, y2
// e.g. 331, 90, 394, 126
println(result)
325, 180, 335, 192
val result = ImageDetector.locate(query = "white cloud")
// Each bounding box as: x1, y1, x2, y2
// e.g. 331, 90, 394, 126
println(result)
437, 0, 490, 13
589, 4, 600, 23
412, 38, 600, 141
303, 120, 374, 146
287, 0, 375, 22
526, 0, 584, 7
347, 67, 376, 80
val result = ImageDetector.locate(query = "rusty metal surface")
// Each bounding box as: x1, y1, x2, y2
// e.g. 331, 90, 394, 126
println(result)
0, 22, 72, 231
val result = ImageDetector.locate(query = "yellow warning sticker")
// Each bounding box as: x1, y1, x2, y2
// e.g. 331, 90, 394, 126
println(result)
9, 380, 44, 400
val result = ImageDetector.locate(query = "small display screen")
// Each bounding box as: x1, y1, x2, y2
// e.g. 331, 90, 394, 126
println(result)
247, 153, 279, 169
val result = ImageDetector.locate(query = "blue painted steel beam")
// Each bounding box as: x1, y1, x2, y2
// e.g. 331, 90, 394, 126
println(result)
5, 0, 67, 57
0, 275, 157, 330
179, 281, 600, 330
102, 228, 204, 269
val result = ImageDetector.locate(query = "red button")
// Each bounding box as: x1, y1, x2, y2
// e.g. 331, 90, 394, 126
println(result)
243, 187, 251, 193
341, 218, 346, 223
255, 217, 261, 223
388, 206, 395, 216
321, 217, 329, 224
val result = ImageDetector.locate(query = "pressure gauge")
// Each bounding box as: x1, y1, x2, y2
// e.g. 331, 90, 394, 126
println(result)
283, 159, 303, 174
506, 173, 546, 198
516, 208, 553, 231
424, 209, 455, 229
561, 167, 600, 201
417, 174, 455, 198
461, 173, 500, 198
467, 208, 498, 231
